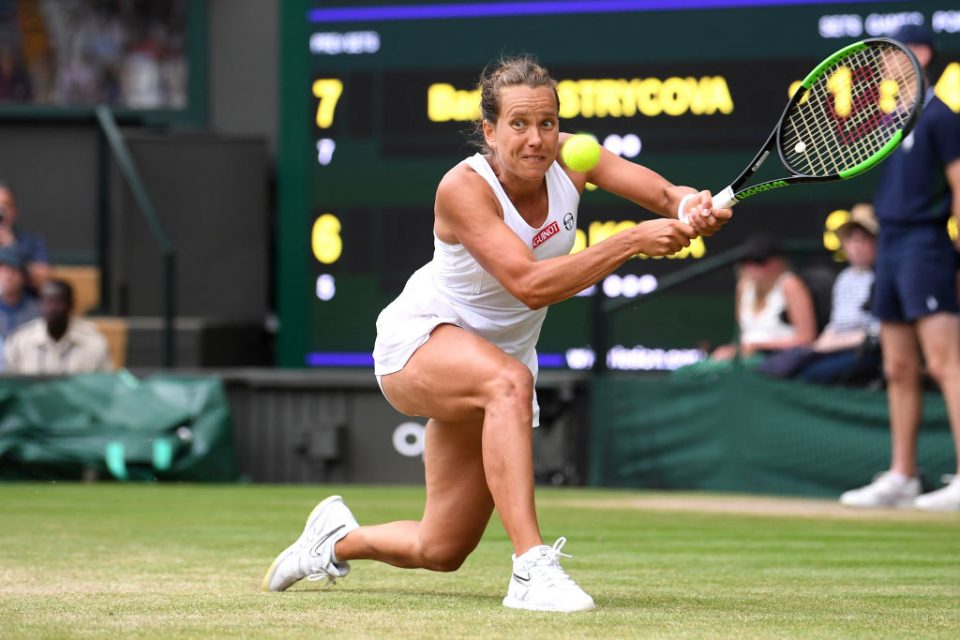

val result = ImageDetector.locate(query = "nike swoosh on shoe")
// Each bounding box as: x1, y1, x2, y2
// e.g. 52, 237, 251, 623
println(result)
309, 524, 346, 557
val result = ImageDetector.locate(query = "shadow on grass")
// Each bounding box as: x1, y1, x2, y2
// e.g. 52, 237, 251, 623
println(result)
282, 584, 503, 607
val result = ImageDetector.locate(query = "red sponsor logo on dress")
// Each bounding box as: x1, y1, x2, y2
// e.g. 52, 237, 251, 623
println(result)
532, 221, 560, 248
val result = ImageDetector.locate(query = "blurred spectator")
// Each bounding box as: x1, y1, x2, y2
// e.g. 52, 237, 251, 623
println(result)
122, 22, 166, 108
0, 246, 40, 341
58, 51, 99, 104
710, 234, 817, 361
4, 279, 113, 374
0, 0, 187, 108
0, 44, 32, 102
756, 204, 881, 384
47, 0, 186, 108
0, 182, 51, 291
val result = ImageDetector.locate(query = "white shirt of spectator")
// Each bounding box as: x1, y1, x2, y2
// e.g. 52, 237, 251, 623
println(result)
3, 317, 114, 375
739, 273, 796, 344
825, 266, 877, 336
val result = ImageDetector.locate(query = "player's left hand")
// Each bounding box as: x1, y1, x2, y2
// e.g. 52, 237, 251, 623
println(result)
682, 190, 732, 237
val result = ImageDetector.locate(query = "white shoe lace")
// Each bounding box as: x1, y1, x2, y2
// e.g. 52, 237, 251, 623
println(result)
529, 537, 578, 590
306, 572, 338, 586
299, 521, 346, 586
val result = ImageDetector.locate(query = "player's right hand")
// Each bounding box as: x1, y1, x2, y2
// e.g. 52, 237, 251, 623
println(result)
682, 190, 733, 237
633, 218, 696, 257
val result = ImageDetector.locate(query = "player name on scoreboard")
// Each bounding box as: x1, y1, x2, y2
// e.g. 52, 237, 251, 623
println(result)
428, 76, 735, 122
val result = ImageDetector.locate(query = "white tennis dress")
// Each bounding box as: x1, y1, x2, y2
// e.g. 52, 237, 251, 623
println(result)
373, 153, 580, 426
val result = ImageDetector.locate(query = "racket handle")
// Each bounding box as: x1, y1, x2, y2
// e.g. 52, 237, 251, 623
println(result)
711, 186, 737, 210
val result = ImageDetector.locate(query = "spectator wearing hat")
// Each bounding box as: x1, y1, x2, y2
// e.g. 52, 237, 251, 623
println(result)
710, 233, 817, 362
757, 204, 880, 383
0, 245, 40, 342
0, 182, 51, 292
3, 278, 112, 375
840, 24, 960, 511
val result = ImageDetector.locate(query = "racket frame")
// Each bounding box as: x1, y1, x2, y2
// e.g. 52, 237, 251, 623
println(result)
711, 38, 923, 209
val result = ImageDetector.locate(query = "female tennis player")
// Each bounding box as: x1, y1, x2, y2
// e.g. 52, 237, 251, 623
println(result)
263, 55, 732, 612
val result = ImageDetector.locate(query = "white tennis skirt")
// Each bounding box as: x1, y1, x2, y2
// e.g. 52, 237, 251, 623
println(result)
373, 266, 542, 426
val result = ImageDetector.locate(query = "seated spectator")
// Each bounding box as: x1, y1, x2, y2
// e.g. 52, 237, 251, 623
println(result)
4, 279, 113, 374
710, 234, 817, 361
0, 182, 51, 291
0, 246, 40, 341
756, 204, 881, 384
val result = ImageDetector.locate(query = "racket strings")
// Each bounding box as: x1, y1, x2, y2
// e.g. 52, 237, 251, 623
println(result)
780, 44, 920, 177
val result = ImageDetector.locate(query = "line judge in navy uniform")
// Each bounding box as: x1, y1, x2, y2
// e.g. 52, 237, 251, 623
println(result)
840, 24, 960, 511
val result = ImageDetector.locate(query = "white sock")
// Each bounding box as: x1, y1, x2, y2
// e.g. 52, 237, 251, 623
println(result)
330, 532, 345, 564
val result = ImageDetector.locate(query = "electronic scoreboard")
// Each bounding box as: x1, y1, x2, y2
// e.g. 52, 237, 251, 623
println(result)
277, 0, 960, 369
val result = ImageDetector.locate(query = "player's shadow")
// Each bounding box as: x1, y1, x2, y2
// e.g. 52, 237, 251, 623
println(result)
291, 584, 500, 606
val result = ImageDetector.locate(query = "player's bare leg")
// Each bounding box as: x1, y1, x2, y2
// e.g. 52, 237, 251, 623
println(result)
372, 324, 543, 556
334, 415, 495, 570
346, 324, 593, 610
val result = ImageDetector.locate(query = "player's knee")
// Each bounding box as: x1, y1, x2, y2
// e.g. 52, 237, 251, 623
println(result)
421, 543, 472, 572
485, 361, 534, 406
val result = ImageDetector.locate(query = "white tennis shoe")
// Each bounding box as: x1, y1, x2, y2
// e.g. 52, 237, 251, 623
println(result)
502, 537, 595, 612
914, 475, 960, 511
839, 471, 920, 508
261, 495, 359, 592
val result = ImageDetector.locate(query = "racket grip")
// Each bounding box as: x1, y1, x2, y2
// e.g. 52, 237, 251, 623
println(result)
711, 186, 737, 210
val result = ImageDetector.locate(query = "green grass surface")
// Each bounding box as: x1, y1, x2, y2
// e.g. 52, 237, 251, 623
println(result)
1, 484, 958, 638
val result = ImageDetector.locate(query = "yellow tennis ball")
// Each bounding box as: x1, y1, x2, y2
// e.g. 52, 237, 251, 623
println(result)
561, 134, 601, 172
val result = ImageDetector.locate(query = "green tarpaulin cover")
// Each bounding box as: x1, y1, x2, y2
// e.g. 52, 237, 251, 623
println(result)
590, 368, 955, 497
0, 372, 238, 482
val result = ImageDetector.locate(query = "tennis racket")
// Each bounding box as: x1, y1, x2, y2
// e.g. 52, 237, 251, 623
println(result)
707, 37, 924, 210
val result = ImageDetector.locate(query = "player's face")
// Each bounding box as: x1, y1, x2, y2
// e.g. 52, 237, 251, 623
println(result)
484, 85, 559, 180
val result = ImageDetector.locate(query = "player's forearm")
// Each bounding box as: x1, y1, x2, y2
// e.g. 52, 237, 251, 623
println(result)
639, 182, 692, 219
662, 185, 700, 219
513, 232, 640, 309
593, 157, 693, 219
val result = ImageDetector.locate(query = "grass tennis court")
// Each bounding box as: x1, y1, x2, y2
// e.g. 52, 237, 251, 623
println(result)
1, 484, 958, 638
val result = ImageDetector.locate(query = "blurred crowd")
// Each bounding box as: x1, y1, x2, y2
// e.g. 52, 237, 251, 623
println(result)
677, 205, 883, 388
0, 0, 187, 108
0, 182, 112, 374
